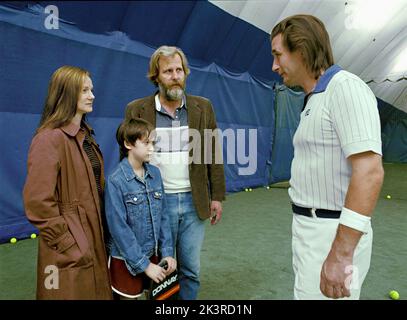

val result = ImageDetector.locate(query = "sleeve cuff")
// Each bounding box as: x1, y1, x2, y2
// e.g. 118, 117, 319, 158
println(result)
160, 247, 174, 258
47, 231, 76, 253
211, 192, 226, 201
126, 256, 150, 275
343, 140, 382, 158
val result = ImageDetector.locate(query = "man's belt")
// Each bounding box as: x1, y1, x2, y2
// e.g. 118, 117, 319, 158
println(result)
292, 204, 341, 219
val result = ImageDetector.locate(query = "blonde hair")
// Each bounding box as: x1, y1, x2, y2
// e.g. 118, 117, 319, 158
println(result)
147, 45, 190, 86
38, 66, 90, 132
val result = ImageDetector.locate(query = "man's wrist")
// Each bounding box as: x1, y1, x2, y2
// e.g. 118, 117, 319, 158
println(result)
331, 224, 360, 257
339, 207, 371, 234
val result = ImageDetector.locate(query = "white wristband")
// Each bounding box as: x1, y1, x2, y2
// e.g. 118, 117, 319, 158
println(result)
339, 207, 371, 234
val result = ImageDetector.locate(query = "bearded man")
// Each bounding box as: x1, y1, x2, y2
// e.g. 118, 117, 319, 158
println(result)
124, 45, 226, 300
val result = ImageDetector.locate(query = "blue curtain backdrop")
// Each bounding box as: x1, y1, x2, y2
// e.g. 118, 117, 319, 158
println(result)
0, 2, 279, 243
377, 98, 407, 162
270, 85, 305, 184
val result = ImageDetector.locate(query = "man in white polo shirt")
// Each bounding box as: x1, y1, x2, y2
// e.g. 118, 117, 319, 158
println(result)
270, 15, 384, 299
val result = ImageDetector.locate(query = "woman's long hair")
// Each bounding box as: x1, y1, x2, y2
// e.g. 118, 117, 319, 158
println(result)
37, 66, 90, 133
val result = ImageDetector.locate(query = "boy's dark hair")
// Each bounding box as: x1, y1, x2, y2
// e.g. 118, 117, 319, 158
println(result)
116, 118, 154, 160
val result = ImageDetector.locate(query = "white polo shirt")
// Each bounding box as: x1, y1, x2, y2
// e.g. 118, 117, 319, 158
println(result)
289, 65, 382, 211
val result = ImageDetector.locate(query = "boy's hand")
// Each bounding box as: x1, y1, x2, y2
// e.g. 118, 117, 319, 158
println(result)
161, 257, 177, 275
145, 262, 166, 283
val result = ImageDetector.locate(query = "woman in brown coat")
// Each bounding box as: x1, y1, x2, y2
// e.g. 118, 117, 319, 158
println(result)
23, 66, 113, 300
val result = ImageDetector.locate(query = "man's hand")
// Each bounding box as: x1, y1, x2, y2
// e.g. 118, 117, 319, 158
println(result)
320, 224, 362, 299
320, 248, 353, 299
210, 200, 222, 225
320, 151, 383, 299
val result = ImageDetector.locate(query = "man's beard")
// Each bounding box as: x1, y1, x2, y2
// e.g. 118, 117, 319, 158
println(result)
158, 82, 185, 101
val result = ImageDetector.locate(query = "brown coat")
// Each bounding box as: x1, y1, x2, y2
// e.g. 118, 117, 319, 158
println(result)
125, 94, 226, 220
23, 122, 113, 300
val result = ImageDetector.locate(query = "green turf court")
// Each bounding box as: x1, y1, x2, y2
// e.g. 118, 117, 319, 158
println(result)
1, 163, 406, 300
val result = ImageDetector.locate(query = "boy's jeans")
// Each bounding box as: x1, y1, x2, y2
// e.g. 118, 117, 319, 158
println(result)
165, 192, 205, 300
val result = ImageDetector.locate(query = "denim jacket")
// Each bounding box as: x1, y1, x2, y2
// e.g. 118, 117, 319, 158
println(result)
105, 158, 173, 275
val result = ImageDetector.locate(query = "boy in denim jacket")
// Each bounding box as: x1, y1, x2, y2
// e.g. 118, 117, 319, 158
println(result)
105, 118, 176, 299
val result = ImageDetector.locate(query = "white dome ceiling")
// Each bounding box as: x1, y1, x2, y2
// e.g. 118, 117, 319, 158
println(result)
211, 0, 407, 112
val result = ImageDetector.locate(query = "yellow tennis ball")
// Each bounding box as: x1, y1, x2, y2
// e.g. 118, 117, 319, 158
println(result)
30, 233, 37, 239
249, 188, 253, 192
389, 290, 400, 300
10, 237, 17, 244
386, 195, 391, 199
245, 188, 249, 192
266, 186, 270, 190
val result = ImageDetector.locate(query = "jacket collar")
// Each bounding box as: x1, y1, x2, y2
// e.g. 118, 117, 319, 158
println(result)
60, 120, 94, 137
185, 95, 202, 131
138, 95, 157, 127
154, 94, 186, 112
139, 93, 202, 130
120, 157, 154, 182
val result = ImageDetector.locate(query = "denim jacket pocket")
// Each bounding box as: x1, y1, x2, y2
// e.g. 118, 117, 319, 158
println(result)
124, 193, 146, 218
151, 191, 163, 213
152, 191, 163, 200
